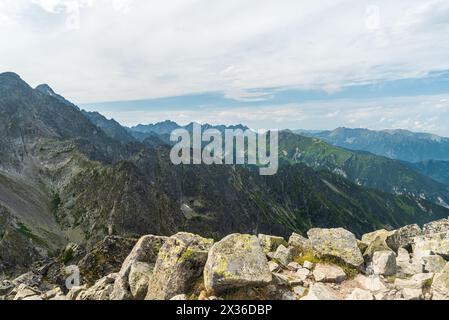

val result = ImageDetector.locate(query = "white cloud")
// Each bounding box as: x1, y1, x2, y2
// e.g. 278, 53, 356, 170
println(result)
1, 0, 449, 104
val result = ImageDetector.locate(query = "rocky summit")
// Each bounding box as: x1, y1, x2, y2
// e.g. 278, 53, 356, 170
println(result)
2, 218, 449, 301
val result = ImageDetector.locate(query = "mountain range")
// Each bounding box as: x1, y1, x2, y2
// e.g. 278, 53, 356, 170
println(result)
1, 72, 449, 276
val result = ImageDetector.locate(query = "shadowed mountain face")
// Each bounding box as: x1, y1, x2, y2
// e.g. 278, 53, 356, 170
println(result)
406, 160, 449, 186
304, 127, 449, 163
1, 72, 448, 275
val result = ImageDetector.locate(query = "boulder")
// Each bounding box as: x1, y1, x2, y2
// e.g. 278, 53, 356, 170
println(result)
66, 285, 87, 300
268, 261, 280, 272
287, 262, 301, 271
129, 262, 152, 300
345, 288, 374, 300
272, 245, 295, 266
362, 233, 393, 262
78, 236, 138, 285
402, 288, 423, 300
423, 218, 449, 235
307, 228, 364, 268
431, 262, 449, 300
372, 251, 396, 276
146, 233, 213, 300
303, 261, 314, 270
288, 233, 312, 253
386, 224, 422, 251
354, 275, 387, 293
203, 234, 272, 294
301, 283, 340, 300
422, 255, 447, 273
77, 273, 118, 300
394, 273, 434, 290
295, 267, 311, 282
258, 234, 287, 253
413, 232, 449, 261
110, 235, 167, 300
313, 264, 346, 283
292, 286, 307, 297
13, 284, 41, 300
396, 248, 423, 277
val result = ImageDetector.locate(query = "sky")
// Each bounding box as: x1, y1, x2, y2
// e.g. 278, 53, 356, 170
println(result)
1, 0, 449, 135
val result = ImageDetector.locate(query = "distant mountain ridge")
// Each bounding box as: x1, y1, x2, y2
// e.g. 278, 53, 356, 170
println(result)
302, 127, 449, 163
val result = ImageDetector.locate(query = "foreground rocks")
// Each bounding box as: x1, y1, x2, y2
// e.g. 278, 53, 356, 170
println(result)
1, 218, 449, 301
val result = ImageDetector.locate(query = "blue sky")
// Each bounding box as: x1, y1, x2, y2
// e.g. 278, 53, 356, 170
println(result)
1, 1, 449, 135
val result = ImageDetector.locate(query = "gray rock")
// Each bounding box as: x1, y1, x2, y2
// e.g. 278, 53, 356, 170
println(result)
354, 275, 387, 293
313, 264, 346, 283
402, 288, 423, 300
170, 294, 188, 300
268, 261, 280, 272
0, 281, 14, 296
432, 262, 449, 300
302, 261, 314, 270
292, 286, 307, 297
111, 235, 167, 300
413, 232, 449, 261
423, 218, 449, 235
301, 283, 340, 300
272, 245, 295, 266
396, 248, 423, 277
66, 285, 87, 300
13, 284, 41, 300
12, 272, 42, 288
372, 251, 396, 276
307, 228, 364, 268
77, 273, 118, 300
258, 234, 287, 253
422, 255, 446, 273
295, 267, 311, 282
129, 262, 152, 300
146, 233, 213, 300
288, 233, 312, 253
394, 273, 434, 290
345, 288, 374, 300
204, 234, 271, 294
386, 224, 422, 251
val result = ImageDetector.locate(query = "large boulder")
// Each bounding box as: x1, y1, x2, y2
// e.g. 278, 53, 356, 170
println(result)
78, 236, 138, 285
288, 233, 312, 253
307, 228, 364, 268
77, 273, 118, 300
423, 219, 449, 235
422, 255, 447, 273
110, 235, 167, 300
360, 229, 392, 261
146, 233, 213, 300
258, 234, 287, 253
413, 232, 449, 261
204, 234, 272, 294
313, 264, 346, 283
301, 283, 340, 300
129, 262, 153, 300
432, 262, 449, 300
396, 248, 423, 277
372, 251, 396, 276
272, 245, 295, 266
386, 224, 422, 251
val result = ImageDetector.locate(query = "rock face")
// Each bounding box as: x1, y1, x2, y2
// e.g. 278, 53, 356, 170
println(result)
372, 251, 396, 276
146, 233, 213, 300
204, 234, 272, 294
307, 228, 364, 268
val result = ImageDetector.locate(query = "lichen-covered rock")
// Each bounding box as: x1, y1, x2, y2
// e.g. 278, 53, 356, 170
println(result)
203, 234, 272, 294
258, 234, 287, 253
288, 233, 312, 253
272, 245, 295, 266
301, 283, 340, 300
423, 218, 449, 235
78, 236, 138, 285
413, 232, 449, 261
110, 235, 167, 300
129, 262, 152, 299
394, 273, 434, 290
431, 262, 449, 300
422, 255, 447, 273
386, 224, 422, 251
396, 248, 423, 277
146, 233, 213, 300
77, 273, 118, 300
307, 228, 364, 268
361, 230, 392, 262
372, 251, 396, 276
66, 285, 87, 300
313, 264, 346, 283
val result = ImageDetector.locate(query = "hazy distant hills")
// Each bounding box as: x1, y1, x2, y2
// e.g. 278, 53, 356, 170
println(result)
302, 127, 449, 163
1, 72, 448, 275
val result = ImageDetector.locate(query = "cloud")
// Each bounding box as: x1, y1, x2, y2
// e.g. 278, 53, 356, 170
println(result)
1, 0, 449, 103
